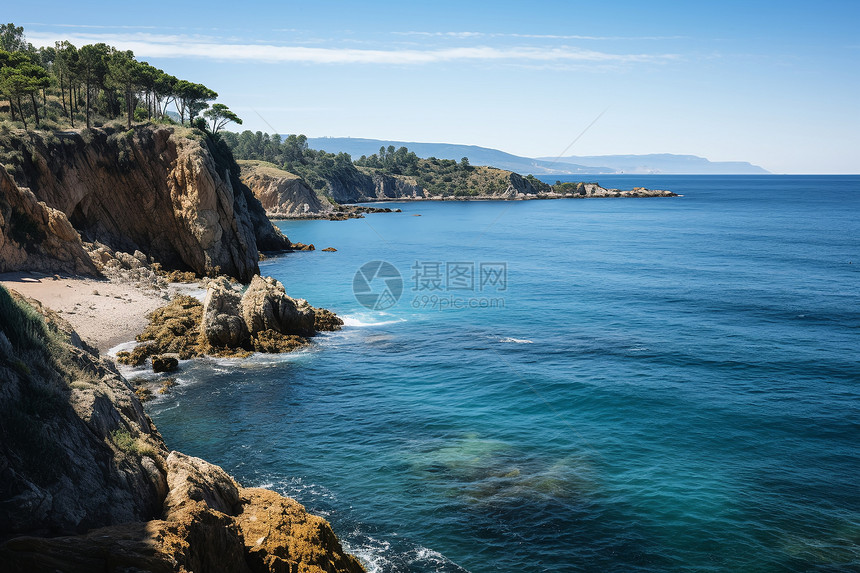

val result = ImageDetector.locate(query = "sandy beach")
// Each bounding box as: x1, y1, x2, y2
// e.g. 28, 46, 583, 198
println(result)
0, 271, 199, 353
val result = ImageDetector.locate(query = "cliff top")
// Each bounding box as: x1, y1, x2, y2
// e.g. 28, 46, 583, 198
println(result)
238, 159, 305, 181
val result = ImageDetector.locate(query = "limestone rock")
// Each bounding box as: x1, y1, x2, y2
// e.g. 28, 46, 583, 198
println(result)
241, 275, 316, 337
202, 277, 248, 348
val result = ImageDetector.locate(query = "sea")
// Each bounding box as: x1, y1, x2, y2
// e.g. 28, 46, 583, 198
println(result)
141, 175, 859, 572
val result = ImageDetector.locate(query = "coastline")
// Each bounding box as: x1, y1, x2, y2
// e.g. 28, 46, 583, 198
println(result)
348, 190, 679, 202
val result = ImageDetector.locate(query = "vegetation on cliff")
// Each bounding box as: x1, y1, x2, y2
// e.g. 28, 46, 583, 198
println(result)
222, 131, 361, 195
0, 23, 240, 132
222, 132, 676, 202
356, 147, 552, 197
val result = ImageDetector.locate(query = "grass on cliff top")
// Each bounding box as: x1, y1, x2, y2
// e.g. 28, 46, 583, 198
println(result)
237, 159, 303, 180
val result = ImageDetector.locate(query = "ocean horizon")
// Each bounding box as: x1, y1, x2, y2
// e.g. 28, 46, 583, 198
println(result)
142, 174, 859, 572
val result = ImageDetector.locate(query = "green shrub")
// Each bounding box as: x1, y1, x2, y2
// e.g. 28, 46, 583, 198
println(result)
111, 428, 137, 453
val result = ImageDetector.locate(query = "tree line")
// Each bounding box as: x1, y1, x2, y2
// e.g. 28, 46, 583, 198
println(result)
0, 23, 241, 132
222, 130, 367, 192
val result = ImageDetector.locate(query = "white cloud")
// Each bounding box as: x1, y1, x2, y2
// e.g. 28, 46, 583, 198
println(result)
393, 31, 687, 41
26, 31, 678, 66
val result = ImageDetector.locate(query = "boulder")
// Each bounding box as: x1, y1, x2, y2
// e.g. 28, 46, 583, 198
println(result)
241, 275, 316, 337
163, 452, 241, 517
151, 354, 179, 373
202, 277, 248, 348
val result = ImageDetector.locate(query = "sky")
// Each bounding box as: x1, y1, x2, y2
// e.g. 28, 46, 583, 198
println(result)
9, 0, 860, 173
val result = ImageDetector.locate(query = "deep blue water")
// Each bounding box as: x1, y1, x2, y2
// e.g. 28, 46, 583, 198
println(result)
147, 175, 859, 572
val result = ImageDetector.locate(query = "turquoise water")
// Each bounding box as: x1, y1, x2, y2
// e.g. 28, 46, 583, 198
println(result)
149, 176, 859, 572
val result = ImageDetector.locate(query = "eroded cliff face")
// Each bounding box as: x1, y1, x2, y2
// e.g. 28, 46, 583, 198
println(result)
326, 169, 424, 204
2, 126, 290, 281
0, 287, 364, 572
239, 160, 335, 218
0, 164, 98, 276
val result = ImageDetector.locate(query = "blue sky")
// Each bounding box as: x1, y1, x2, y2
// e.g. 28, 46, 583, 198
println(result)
10, 0, 860, 173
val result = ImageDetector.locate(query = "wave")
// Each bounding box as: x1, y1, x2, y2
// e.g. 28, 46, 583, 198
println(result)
106, 340, 138, 356
499, 337, 534, 344
341, 315, 407, 327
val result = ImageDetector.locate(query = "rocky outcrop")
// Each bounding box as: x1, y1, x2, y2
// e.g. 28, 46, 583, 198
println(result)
202, 276, 249, 348
540, 181, 677, 199
366, 172, 425, 200
0, 164, 99, 275
239, 160, 336, 219
2, 126, 292, 281
117, 275, 343, 367
241, 275, 316, 337
0, 286, 364, 572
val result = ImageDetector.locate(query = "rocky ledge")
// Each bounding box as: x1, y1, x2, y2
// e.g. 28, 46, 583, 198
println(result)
0, 285, 363, 572
117, 274, 343, 368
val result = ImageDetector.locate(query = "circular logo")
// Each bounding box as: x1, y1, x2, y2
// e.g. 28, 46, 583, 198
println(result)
353, 261, 403, 310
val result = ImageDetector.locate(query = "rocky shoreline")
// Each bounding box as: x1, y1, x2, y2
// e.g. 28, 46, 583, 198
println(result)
0, 284, 363, 571
237, 156, 677, 220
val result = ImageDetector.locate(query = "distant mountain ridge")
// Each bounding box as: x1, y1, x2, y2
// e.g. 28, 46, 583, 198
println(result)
536, 153, 770, 175
304, 137, 769, 175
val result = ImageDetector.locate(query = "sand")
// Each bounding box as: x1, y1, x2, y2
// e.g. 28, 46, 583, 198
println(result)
0, 271, 201, 353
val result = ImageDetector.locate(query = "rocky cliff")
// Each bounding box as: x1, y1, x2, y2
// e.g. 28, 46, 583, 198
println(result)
324, 168, 424, 204
1, 126, 291, 281
0, 285, 364, 572
0, 164, 98, 276
238, 160, 336, 218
